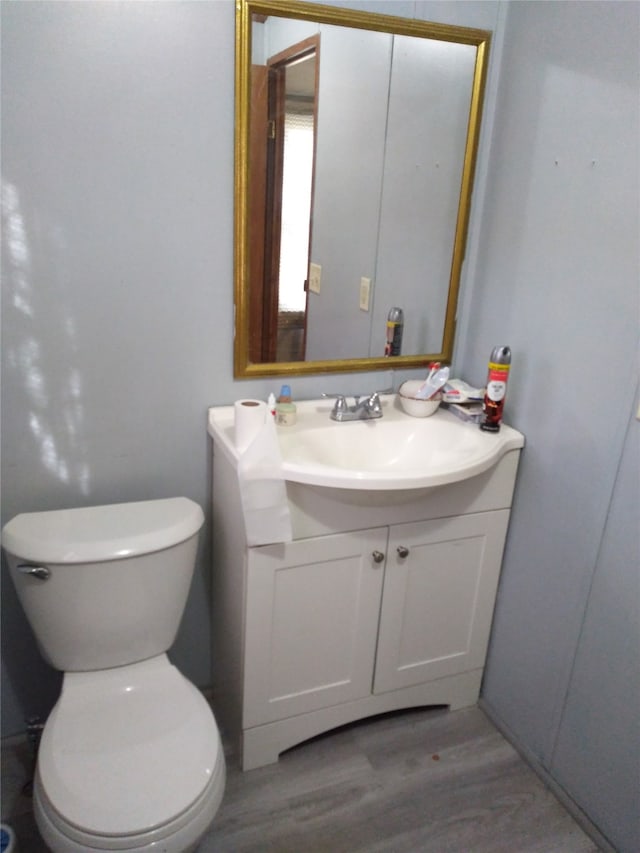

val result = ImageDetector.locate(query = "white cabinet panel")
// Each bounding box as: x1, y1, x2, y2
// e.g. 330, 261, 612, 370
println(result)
374, 511, 510, 693
243, 529, 388, 727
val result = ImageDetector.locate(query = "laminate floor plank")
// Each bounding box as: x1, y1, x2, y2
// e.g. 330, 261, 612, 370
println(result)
202, 707, 599, 853
2, 706, 601, 852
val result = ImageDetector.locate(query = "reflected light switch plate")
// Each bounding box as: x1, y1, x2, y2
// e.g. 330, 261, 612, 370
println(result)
359, 277, 371, 311
309, 263, 322, 294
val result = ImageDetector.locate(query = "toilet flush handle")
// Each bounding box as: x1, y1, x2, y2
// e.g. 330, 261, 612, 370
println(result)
17, 564, 50, 581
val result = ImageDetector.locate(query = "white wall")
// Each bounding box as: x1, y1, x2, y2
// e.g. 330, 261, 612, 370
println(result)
457, 3, 639, 851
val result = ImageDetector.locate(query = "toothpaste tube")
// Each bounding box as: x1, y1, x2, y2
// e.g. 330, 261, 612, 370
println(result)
442, 379, 484, 403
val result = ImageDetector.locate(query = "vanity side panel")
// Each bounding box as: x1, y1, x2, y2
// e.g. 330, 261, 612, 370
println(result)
211, 446, 247, 746
287, 449, 520, 539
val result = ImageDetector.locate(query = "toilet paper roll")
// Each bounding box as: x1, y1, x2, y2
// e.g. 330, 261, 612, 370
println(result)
234, 399, 267, 453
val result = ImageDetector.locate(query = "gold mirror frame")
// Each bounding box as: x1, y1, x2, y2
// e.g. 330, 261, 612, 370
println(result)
234, 0, 491, 378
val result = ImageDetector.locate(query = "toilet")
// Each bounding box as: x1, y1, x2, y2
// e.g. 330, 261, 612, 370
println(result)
2, 497, 225, 853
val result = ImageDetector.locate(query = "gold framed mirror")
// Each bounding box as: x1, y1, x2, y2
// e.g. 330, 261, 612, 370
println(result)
234, 0, 490, 378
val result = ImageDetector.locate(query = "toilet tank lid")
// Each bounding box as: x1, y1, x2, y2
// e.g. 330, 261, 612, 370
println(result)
1, 498, 205, 564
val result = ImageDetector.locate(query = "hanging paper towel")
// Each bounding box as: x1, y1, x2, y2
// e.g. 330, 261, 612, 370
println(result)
236, 405, 292, 546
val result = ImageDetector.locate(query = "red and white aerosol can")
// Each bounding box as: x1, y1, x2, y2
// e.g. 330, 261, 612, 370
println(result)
480, 346, 511, 432
384, 307, 404, 357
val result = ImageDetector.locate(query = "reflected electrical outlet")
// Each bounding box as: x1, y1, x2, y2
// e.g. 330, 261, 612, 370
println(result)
309, 263, 321, 294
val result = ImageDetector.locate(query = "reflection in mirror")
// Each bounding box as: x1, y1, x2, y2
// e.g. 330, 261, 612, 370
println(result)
250, 32, 319, 362
275, 48, 316, 360
235, 0, 491, 377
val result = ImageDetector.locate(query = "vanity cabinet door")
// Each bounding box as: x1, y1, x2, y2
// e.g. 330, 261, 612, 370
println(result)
243, 528, 388, 728
373, 510, 510, 695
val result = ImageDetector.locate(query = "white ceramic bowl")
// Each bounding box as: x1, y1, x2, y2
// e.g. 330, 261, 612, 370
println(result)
398, 380, 442, 417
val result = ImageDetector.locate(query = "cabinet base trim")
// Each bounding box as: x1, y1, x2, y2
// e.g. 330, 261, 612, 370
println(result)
241, 669, 482, 770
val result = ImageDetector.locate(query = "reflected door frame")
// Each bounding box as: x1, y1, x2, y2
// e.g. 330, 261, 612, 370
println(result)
249, 34, 319, 363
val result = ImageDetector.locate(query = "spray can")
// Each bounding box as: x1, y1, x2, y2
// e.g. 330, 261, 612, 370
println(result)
385, 307, 404, 357
480, 346, 511, 432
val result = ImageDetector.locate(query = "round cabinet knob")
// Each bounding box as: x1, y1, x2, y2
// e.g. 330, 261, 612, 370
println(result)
397, 546, 410, 558
372, 550, 385, 564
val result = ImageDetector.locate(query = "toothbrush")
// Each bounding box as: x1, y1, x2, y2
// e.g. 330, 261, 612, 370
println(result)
415, 364, 450, 399
414, 363, 439, 398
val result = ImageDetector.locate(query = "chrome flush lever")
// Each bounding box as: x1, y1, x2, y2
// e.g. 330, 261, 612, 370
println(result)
17, 564, 50, 581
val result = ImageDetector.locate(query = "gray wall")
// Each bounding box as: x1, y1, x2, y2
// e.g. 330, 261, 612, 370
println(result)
456, 2, 639, 851
1, 0, 503, 736
1, 0, 237, 731
309, 28, 478, 360
307, 24, 391, 360
2, 1, 638, 850
552, 395, 639, 851
258, 6, 486, 362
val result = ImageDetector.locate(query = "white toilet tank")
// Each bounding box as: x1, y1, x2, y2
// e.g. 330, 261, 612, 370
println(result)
2, 498, 204, 672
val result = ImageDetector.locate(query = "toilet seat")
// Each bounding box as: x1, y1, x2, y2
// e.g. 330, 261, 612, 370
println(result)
35, 755, 225, 852
35, 655, 224, 847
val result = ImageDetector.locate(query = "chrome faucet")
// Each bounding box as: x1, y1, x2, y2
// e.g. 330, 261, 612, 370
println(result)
323, 391, 384, 422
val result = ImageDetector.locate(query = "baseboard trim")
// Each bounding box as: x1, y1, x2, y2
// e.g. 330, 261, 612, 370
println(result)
479, 698, 615, 853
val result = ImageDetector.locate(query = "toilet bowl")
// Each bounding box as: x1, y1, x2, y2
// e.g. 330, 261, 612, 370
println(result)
3, 498, 226, 853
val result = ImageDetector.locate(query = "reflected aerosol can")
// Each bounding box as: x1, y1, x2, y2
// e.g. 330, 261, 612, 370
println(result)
385, 307, 404, 356
480, 346, 511, 432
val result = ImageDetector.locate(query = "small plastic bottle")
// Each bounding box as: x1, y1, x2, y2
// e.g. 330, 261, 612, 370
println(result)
275, 385, 297, 426
267, 393, 276, 419
480, 346, 511, 432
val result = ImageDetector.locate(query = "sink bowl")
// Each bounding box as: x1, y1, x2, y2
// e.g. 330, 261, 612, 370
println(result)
208, 396, 524, 491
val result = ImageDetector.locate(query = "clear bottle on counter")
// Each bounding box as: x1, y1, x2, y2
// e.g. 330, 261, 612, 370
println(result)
275, 385, 297, 426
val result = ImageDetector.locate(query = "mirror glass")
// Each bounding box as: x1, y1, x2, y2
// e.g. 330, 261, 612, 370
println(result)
235, 0, 491, 377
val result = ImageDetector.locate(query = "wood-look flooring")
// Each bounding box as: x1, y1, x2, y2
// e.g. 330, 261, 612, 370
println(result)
3, 706, 600, 852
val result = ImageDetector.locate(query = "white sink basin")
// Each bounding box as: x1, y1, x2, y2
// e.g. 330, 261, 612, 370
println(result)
208, 396, 524, 491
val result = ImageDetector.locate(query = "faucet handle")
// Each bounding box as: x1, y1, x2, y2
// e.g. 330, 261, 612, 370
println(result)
365, 392, 383, 415
322, 393, 349, 418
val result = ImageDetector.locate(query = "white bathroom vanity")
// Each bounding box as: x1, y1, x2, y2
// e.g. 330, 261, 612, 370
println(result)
208, 398, 524, 770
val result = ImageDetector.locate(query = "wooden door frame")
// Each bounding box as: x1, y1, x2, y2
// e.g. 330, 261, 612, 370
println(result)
263, 34, 319, 362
